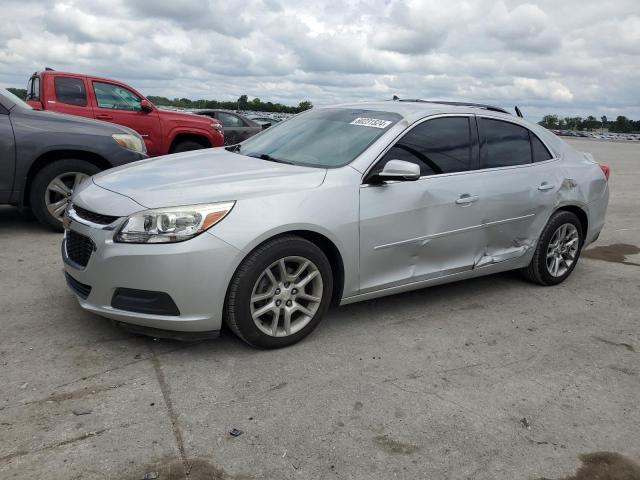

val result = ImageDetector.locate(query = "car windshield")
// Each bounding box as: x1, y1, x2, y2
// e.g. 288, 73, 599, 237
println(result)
238, 108, 402, 168
0, 88, 32, 109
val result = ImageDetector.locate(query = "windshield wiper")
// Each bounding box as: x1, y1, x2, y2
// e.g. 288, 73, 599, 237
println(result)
225, 144, 242, 153
247, 153, 294, 165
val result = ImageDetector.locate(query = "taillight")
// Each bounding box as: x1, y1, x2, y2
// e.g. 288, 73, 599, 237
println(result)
598, 163, 610, 180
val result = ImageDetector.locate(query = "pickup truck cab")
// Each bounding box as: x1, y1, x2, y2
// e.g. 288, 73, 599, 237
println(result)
26, 70, 224, 156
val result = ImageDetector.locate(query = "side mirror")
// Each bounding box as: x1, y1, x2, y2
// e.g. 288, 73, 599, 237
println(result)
261, 122, 272, 129
374, 160, 421, 182
140, 99, 153, 113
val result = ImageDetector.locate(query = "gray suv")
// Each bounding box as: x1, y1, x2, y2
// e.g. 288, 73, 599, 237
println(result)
0, 88, 147, 230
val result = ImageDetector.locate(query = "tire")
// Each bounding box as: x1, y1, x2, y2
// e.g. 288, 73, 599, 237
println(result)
171, 140, 204, 153
29, 159, 100, 232
522, 210, 583, 286
225, 235, 334, 349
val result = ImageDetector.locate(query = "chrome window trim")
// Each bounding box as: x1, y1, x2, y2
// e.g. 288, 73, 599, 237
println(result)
360, 112, 559, 187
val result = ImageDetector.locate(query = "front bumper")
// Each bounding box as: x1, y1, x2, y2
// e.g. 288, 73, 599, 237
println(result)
62, 216, 242, 333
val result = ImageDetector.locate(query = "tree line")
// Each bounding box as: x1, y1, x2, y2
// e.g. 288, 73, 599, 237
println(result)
6, 88, 312, 114
539, 114, 639, 133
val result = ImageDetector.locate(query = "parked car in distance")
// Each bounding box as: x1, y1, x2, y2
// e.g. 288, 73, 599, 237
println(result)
25, 69, 224, 156
250, 116, 281, 126
195, 110, 264, 145
0, 87, 147, 231
62, 101, 609, 348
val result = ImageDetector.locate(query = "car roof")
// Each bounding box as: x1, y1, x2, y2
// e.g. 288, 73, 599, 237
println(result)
326, 100, 515, 124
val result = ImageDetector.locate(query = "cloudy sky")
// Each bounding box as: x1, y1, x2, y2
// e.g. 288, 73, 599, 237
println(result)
1, 0, 639, 120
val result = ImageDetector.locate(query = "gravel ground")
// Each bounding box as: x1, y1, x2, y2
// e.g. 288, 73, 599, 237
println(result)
0, 138, 638, 480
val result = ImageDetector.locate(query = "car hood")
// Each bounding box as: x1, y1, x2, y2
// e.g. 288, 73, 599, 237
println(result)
91, 148, 327, 209
156, 108, 215, 126
16, 108, 138, 135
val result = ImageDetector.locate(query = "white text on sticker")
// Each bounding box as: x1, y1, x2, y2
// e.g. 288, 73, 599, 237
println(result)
350, 117, 392, 129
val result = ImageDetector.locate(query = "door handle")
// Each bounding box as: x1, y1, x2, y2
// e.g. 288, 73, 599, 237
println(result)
96, 114, 113, 120
455, 194, 479, 205
538, 183, 554, 191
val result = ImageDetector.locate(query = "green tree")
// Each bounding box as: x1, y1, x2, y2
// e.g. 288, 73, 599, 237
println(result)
297, 100, 313, 111
539, 114, 559, 129
7, 88, 27, 100
611, 116, 632, 133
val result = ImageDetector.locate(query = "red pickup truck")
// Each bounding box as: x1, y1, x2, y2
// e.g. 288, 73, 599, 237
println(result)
26, 70, 224, 156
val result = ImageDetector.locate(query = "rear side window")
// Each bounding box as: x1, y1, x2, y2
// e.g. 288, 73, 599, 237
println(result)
54, 77, 87, 106
375, 117, 472, 177
480, 118, 531, 168
531, 133, 553, 162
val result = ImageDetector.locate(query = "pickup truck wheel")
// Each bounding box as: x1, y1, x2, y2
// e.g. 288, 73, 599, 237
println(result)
30, 159, 100, 232
171, 140, 205, 153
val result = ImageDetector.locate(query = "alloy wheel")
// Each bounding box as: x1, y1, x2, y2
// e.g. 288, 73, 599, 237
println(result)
250, 256, 323, 337
546, 223, 580, 277
45, 172, 89, 222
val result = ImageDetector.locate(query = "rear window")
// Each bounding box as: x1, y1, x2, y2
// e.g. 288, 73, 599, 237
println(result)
54, 77, 87, 106
26, 76, 40, 101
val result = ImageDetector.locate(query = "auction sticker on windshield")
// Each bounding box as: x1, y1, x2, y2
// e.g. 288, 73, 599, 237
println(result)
350, 117, 392, 129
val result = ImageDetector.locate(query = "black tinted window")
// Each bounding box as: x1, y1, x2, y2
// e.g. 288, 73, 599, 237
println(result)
218, 112, 244, 127
531, 133, 552, 162
54, 77, 87, 106
481, 118, 532, 168
27, 77, 40, 100
375, 117, 471, 177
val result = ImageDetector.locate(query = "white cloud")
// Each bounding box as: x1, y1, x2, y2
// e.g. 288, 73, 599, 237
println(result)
0, 0, 639, 119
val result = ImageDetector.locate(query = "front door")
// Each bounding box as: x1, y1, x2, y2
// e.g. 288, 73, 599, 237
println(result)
359, 115, 485, 293
90, 81, 162, 156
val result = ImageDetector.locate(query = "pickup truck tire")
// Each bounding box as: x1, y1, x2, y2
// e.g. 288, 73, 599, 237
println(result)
171, 140, 205, 153
30, 159, 100, 232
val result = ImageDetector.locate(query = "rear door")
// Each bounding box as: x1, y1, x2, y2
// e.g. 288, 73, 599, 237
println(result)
0, 105, 15, 202
359, 115, 485, 292
49, 75, 93, 118
473, 116, 562, 267
90, 81, 162, 156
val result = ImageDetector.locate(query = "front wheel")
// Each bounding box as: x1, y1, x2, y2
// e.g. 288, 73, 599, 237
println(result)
29, 159, 100, 232
224, 236, 333, 348
522, 211, 583, 286
170, 140, 205, 153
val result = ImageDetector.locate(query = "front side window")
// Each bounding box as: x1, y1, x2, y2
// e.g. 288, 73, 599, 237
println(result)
93, 82, 142, 111
480, 118, 532, 168
218, 112, 244, 127
372, 116, 472, 177
54, 77, 87, 106
239, 108, 401, 168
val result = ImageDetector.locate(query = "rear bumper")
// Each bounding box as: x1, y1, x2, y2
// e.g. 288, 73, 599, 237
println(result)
62, 218, 242, 332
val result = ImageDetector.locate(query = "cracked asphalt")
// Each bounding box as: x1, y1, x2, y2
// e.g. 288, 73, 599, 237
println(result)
1, 138, 639, 479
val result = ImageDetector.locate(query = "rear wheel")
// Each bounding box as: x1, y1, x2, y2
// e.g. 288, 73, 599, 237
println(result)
522, 211, 583, 285
29, 159, 100, 232
225, 236, 333, 348
170, 140, 205, 153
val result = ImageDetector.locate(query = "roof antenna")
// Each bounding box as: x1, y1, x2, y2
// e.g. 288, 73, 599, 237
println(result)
45, 67, 55, 71
515, 106, 523, 118
392, 95, 400, 101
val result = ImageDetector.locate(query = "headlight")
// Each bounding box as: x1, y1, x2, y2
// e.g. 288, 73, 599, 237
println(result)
114, 201, 235, 243
112, 133, 146, 154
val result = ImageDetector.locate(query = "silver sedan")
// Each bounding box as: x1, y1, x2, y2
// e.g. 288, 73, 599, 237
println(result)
62, 101, 609, 348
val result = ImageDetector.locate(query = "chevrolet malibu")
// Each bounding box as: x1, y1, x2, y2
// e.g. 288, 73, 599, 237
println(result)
62, 101, 609, 348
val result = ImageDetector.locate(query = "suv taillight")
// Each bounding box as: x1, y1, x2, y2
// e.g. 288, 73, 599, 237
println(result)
598, 163, 610, 180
